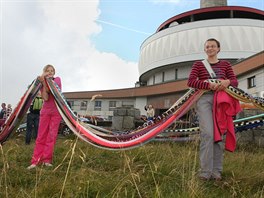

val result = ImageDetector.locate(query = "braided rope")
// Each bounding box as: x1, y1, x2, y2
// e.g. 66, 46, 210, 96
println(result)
0, 79, 42, 143
46, 78, 264, 149
1, 77, 263, 147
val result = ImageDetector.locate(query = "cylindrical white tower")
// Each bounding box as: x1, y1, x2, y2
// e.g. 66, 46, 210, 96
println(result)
200, 0, 227, 8
138, 6, 264, 85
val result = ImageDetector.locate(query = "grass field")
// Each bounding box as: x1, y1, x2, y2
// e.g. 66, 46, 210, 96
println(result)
0, 132, 264, 198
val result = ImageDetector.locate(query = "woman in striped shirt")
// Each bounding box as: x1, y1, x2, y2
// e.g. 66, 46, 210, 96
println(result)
187, 38, 238, 181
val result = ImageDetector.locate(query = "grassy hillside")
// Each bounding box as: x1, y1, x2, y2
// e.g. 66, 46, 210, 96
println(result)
0, 132, 264, 198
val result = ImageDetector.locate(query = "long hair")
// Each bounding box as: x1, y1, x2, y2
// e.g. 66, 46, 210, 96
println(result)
43, 64, 55, 74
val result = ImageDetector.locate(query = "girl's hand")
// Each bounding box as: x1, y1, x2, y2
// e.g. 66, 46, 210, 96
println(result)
37, 75, 45, 83
37, 71, 49, 82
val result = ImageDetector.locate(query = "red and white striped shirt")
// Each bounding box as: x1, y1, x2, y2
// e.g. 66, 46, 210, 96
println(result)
187, 60, 238, 89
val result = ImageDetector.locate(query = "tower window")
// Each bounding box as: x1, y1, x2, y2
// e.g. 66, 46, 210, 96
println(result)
162, 72, 165, 82
175, 69, 178, 80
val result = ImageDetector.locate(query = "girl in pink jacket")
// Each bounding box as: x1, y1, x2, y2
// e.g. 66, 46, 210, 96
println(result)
27, 64, 62, 169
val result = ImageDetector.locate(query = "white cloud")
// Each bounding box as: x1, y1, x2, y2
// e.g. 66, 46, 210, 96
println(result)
1, 1, 139, 107
40, 1, 101, 36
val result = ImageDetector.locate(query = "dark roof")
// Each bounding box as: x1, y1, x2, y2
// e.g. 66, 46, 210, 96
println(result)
157, 6, 264, 32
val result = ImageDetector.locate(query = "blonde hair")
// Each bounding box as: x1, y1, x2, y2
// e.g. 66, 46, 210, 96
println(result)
43, 64, 55, 74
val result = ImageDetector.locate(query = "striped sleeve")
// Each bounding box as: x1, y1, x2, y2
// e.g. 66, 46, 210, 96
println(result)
224, 61, 238, 87
187, 61, 211, 89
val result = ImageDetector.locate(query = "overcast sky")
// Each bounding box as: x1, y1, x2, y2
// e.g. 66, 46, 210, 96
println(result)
1, 0, 263, 107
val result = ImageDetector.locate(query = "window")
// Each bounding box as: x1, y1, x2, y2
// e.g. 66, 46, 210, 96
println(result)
122, 101, 134, 107
94, 101, 102, 111
175, 69, 178, 80
109, 101, 116, 110
162, 72, 165, 82
164, 99, 170, 108
80, 101, 87, 110
153, 75, 155, 84
248, 76, 256, 88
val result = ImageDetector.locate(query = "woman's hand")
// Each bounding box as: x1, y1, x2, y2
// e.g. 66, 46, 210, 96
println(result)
217, 79, 230, 91
209, 82, 220, 91
209, 79, 230, 91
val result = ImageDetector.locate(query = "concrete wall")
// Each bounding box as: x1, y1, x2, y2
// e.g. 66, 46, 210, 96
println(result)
236, 109, 264, 147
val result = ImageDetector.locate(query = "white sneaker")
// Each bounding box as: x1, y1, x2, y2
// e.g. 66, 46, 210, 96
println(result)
44, 163, 53, 167
27, 164, 36, 170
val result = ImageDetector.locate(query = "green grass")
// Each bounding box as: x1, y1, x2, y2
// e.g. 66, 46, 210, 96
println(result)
0, 132, 264, 198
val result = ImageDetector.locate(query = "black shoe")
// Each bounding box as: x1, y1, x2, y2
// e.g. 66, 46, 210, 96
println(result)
212, 176, 222, 181
212, 173, 222, 181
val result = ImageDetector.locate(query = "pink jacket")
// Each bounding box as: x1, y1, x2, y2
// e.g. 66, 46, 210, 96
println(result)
41, 77, 61, 114
213, 91, 241, 152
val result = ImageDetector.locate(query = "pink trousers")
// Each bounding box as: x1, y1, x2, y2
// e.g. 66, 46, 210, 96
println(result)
31, 108, 61, 165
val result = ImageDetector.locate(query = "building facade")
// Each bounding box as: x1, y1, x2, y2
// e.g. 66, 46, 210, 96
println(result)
64, 4, 264, 120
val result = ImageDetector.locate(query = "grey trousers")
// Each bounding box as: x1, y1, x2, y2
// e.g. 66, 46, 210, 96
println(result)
196, 93, 223, 178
